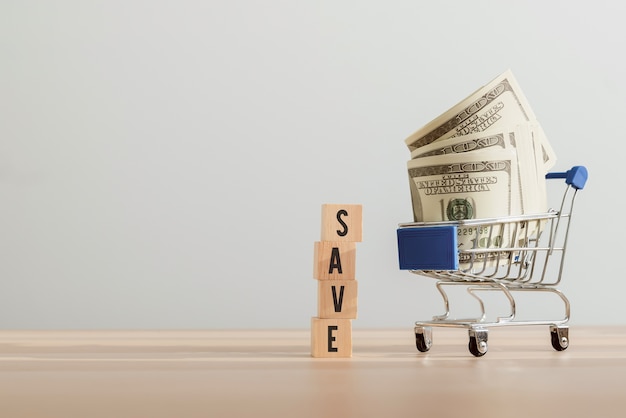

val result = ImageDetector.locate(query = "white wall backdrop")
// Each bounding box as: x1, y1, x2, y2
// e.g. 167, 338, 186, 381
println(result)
1, 1, 623, 329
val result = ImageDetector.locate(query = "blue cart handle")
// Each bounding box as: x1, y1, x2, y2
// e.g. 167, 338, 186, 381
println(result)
545, 166, 588, 190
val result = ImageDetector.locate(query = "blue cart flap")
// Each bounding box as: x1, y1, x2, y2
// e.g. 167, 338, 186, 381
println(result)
397, 225, 458, 270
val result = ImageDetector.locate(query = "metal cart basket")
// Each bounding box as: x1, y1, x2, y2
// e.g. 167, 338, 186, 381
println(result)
396, 166, 588, 356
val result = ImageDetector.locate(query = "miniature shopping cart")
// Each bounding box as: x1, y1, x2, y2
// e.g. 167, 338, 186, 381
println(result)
396, 166, 588, 357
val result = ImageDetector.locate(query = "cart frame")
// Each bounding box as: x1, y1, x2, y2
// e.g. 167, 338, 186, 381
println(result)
397, 166, 588, 356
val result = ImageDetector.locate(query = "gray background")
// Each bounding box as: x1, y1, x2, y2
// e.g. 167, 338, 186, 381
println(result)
1, 1, 622, 329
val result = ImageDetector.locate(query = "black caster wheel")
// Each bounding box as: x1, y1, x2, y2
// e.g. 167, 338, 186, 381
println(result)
550, 326, 569, 351
468, 329, 488, 357
415, 326, 432, 352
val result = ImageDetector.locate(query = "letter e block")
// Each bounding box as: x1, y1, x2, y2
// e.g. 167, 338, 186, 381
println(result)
311, 317, 352, 358
318, 280, 358, 319
321, 204, 362, 242
313, 241, 356, 280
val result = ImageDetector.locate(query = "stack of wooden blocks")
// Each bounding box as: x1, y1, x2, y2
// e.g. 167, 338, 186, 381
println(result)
311, 204, 362, 358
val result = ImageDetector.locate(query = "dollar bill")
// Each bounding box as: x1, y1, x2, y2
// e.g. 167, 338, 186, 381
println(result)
530, 124, 549, 211
512, 123, 544, 215
404, 69, 537, 152
410, 130, 512, 160
401, 71, 559, 271
410, 121, 554, 210
532, 121, 556, 172
508, 123, 548, 252
407, 151, 522, 270
407, 151, 521, 222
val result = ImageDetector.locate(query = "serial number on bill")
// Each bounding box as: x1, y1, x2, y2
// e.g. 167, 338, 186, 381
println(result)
458, 226, 491, 236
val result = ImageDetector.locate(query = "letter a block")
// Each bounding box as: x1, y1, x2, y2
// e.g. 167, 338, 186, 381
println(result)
321, 204, 363, 242
311, 317, 352, 358
318, 280, 358, 319
313, 241, 356, 280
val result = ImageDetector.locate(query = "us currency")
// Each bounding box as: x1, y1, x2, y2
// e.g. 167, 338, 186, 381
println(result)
410, 130, 513, 160
531, 121, 556, 172
508, 123, 549, 250
410, 126, 542, 215
530, 123, 550, 210
407, 151, 521, 269
404, 69, 537, 152
512, 123, 546, 215
406, 150, 521, 223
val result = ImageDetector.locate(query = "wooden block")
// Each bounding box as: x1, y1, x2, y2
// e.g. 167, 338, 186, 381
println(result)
321, 204, 362, 242
313, 241, 356, 280
318, 280, 357, 319
311, 317, 352, 358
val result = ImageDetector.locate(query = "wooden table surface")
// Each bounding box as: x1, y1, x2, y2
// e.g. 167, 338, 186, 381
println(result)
1, 326, 625, 418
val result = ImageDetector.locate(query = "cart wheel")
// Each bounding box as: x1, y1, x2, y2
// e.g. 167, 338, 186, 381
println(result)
468, 329, 488, 357
550, 326, 569, 351
414, 326, 432, 352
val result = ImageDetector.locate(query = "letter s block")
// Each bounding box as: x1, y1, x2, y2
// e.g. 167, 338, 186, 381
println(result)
313, 241, 356, 280
321, 204, 362, 242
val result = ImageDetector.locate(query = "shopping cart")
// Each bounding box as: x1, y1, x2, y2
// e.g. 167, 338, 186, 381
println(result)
396, 166, 588, 356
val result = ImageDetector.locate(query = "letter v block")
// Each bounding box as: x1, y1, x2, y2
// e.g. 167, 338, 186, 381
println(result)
311, 317, 352, 358
313, 241, 356, 280
318, 280, 358, 319
321, 204, 363, 242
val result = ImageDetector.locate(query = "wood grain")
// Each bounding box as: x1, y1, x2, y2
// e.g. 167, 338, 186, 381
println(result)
1, 327, 625, 417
